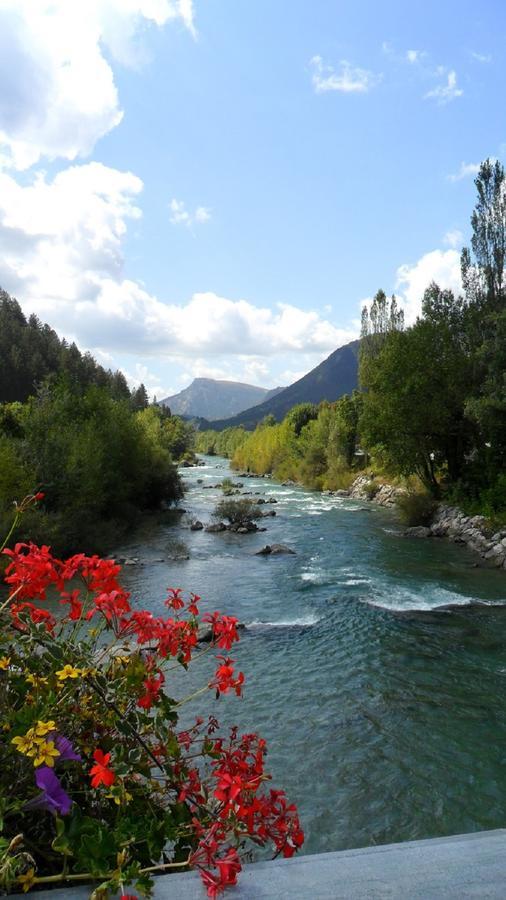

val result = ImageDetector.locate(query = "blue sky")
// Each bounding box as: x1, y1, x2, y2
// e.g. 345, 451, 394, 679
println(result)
0, 0, 503, 397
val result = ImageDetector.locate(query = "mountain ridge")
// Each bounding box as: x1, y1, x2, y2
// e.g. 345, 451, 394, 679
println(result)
201, 339, 360, 430
160, 377, 283, 420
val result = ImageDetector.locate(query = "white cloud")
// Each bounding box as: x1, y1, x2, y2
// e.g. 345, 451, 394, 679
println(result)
0, 161, 356, 361
396, 248, 462, 322
470, 51, 491, 64
406, 49, 424, 64
122, 362, 175, 400
310, 56, 381, 94
447, 161, 481, 182
0, 0, 195, 170
169, 198, 212, 227
425, 70, 463, 104
443, 229, 464, 248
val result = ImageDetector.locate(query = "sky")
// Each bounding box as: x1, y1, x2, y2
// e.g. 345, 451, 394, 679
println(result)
0, 0, 504, 399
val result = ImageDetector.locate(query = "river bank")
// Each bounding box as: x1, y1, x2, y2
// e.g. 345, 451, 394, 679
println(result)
336, 474, 506, 570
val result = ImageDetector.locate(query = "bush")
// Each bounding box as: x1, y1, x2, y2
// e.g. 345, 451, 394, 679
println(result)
0, 497, 303, 897
363, 480, 380, 500
220, 478, 238, 496
397, 491, 437, 526
214, 498, 262, 526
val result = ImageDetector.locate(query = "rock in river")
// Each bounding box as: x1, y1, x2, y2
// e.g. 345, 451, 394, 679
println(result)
255, 544, 296, 556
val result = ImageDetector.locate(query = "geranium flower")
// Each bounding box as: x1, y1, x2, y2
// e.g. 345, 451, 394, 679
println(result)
90, 749, 115, 787
24, 766, 72, 816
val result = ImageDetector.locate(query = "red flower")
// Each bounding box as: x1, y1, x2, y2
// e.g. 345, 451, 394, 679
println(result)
137, 673, 164, 710
210, 657, 245, 697
59, 589, 83, 620
187, 593, 200, 616
202, 612, 240, 650
3, 543, 63, 600
197, 848, 242, 898
165, 587, 185, 610
89, 749, 115, 788
34, 492, 45, 501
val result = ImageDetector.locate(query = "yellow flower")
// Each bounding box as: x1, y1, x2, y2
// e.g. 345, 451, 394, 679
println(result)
34, 720, 56, 737
33, 740, 60, 768
55, 664, 82, 681
25, 674, 48, 688
11, 734, 35, 755
0, 656, 11, 670
17, 868, 36, 893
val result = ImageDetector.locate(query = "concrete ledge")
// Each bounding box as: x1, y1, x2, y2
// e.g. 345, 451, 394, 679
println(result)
11, 829, 506, 898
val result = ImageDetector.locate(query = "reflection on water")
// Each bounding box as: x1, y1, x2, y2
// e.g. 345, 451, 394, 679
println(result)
117, 456, 506, 855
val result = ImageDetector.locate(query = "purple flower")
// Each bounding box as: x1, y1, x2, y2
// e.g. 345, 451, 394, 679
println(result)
25, 767, 72, 816
54, 734, 81, 762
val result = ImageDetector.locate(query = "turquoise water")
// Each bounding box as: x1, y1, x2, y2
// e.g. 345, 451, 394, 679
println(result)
118, 456, 506, 855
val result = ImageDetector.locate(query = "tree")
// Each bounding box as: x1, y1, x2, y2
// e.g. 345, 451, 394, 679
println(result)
131, 383, 149, 410
359, 285, 474, 493
460, 159, 506, 480
461, 158, 506, 311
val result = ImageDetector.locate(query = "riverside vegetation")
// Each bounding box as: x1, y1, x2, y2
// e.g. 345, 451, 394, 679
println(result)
196, 160, 506, 530
0, 292, 195, 555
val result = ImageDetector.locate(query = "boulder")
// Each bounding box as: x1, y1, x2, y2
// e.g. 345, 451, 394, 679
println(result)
190, 521, 203, 531
404, 526, 432, 538
255, 544, 296, 556
205, 522, 226, 533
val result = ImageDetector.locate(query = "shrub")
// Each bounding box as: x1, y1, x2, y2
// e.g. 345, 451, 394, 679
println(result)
363, 480, 380, 500
220, 478, 238, 497
214, 498, 262, 526
0, 495, 303, 897
397, 491, 437, 526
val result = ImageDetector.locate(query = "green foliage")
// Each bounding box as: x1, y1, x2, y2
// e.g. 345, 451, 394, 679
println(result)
214, 498, 262, 525
359, 285, 474, 495
231, 394, 364, 489
220, 478, 238, 496
0, 386, 183, 555
396, 492, 437, 526
357, 160, 506, 516
363, 480, 380, 500
194, 426, 247, 458
0, 290, 131, 404
0, 292, 194, 554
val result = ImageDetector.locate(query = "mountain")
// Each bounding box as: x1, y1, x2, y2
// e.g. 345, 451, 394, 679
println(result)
159, 378, 284, 420
206, 339, 360, 430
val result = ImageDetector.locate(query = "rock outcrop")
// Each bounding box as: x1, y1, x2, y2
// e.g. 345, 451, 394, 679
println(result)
428, 506, 506, 568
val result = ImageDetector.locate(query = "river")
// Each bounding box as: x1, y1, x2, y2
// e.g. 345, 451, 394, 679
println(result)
117, 455, 506, 856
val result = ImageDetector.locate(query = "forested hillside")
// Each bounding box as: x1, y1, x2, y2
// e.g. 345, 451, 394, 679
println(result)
0, 293, 193, 553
